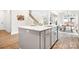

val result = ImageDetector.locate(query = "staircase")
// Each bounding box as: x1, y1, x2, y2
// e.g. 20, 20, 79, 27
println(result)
29, 10, 43, 26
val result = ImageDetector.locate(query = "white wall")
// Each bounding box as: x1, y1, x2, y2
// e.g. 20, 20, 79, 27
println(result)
3, 10, 11, 33
0, 10, 11, 33
0, 11, 5, 30
11, 10, 29, 35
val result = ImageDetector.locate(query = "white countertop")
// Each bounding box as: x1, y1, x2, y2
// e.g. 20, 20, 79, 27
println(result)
19, 26, 52, 31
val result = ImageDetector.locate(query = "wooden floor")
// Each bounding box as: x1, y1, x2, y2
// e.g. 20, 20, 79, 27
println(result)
53, 37, 79, 49
0, 30, 79, 49
0, 30, 19, 49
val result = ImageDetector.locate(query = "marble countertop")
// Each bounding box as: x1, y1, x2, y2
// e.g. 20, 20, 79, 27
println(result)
19, 26, 52, 31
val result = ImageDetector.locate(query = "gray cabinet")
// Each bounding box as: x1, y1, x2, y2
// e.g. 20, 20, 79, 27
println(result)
19, 27, 52, 49
19, 28, 40, 49
45, 30, 51, 49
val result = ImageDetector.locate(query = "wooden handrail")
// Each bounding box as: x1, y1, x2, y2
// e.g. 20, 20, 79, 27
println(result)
29, 10, 42, 25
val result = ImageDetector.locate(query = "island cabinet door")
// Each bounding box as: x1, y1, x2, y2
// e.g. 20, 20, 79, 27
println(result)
40, 31, 44, 49
45, 30, 51, 49
52, 31, 57, 46
19, 28, 40, 49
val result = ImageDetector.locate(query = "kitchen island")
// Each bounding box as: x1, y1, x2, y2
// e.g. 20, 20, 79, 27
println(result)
19, 26, 55, 49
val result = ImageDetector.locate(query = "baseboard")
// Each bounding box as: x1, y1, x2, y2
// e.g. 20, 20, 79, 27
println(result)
11, 31, 18, 35
0, 26, 5, 30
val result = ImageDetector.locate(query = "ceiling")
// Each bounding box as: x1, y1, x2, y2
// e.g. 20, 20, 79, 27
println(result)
51, 10, 79, 15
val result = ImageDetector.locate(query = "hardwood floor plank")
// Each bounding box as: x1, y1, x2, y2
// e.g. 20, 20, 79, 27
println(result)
0, 30, 19, 49
53, 37, 79, 49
